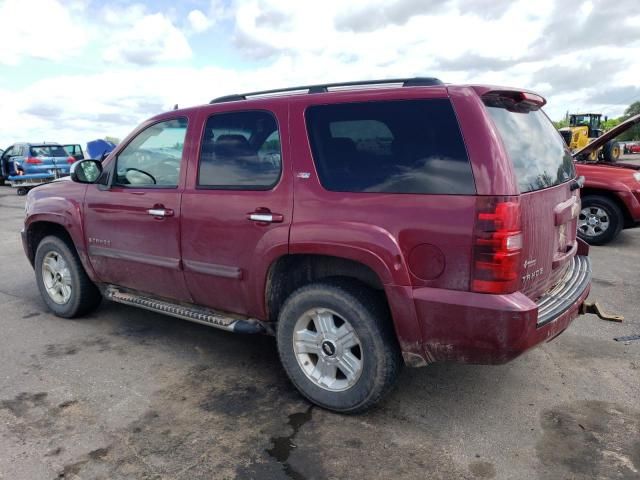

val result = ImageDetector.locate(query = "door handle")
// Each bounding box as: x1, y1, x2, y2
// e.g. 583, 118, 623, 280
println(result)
147, 208, 174, 217
247, 212, 284, 223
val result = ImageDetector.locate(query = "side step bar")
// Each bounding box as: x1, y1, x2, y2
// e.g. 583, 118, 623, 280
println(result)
104, 286, 267, 334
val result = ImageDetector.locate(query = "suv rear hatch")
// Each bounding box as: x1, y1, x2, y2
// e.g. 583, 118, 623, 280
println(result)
482, 91, 580, 301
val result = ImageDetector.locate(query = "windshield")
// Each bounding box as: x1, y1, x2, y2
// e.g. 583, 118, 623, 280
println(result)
485, 105, 575, 193
30, 145, 68, 157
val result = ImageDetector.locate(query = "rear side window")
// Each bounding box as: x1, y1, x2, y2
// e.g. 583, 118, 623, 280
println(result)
484, 102, 575, 193
198, 110, 281, 190
305, 99, 474, 194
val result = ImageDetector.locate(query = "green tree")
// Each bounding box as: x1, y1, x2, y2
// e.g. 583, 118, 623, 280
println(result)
602, 118, 621, 130
618, 101, 640, 141
553, 119, 569, 129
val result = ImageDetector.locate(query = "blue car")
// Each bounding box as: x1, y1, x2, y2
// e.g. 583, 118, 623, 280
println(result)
1, 142, 74, 180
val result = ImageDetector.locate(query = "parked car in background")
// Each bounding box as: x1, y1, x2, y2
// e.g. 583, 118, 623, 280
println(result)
573, 114, 640, 244
63, 144, 85, 161
23, 78, 593, 413
1, 142, 75, 179
628, 142, 640, 154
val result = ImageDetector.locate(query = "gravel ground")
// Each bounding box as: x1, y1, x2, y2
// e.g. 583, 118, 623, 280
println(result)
0, 185, 638, 480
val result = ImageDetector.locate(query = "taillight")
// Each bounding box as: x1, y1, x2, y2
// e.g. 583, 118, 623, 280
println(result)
25, 157, 42, 164
67, 156, 75, 164
471, 196, 522, 294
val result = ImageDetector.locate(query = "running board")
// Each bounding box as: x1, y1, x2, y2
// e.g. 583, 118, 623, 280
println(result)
104, 286, 266, 334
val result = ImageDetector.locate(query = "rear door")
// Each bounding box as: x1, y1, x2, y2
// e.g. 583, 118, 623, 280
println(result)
180, 103, 292, 317
483, 95, 579, 299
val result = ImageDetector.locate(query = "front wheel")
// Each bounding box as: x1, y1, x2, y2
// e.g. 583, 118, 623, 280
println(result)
35, 236, 102, 318
276, 280, 402, 413
578, 195, 623, 245
603, 141, 621, 163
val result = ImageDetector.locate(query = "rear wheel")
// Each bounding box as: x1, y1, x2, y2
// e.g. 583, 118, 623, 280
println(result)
35, 235, 102, 318
578, 195, 623, 245
276, 280, 402, 413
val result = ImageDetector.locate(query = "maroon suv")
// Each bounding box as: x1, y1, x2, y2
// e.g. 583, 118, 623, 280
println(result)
22, 78, 592, 413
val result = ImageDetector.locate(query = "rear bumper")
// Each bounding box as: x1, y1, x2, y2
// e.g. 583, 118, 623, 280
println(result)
411, 255, 592, 364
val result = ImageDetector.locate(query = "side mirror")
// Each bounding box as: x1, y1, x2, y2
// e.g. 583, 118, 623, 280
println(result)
70, 159, 103, 184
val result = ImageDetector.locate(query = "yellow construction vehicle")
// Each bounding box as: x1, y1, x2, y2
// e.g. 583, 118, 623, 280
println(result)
558, 113, 621, 162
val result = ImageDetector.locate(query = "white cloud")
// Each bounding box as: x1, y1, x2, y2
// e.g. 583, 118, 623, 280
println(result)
1, 0, 640, 148
0, 0, 89, 65
188, 9, 212, 33
102, 9, 192, 65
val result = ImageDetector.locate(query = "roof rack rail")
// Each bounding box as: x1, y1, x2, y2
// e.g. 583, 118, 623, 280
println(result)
209, 77, 443, 104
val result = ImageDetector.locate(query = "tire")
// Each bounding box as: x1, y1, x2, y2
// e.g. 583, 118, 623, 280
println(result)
276, 280, 402, 413
35, 235, 102, 318
578, 195, 623, 245
603, 141, 620, 162
16, 187, 27, 196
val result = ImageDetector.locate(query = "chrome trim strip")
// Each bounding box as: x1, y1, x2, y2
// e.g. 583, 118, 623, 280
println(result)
89, 246, 180, 270
536, 255, 591, 327
183, 260, 243, 279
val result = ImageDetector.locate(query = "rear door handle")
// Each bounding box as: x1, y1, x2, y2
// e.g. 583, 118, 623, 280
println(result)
247, 212, 284, 223
147, 208, 174, 217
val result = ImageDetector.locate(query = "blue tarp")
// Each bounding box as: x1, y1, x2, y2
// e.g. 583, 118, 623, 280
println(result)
86, 139, 116, 160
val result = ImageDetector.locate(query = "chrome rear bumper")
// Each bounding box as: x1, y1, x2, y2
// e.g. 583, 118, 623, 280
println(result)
536, 255, 592, 327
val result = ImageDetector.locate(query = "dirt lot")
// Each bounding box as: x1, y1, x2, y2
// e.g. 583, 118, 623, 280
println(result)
0, 185, 639, 480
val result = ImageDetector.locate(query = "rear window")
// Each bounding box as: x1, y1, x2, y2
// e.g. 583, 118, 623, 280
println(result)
305, 99, 475, 194
485, 103, 575, 193
29, 145, 68, 157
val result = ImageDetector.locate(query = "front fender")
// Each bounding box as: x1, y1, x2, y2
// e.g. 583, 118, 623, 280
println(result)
24, 183, 97, 281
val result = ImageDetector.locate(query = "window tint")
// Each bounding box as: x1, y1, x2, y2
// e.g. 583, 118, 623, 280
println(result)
30, 145, 68, 157
198, 110, 281, 189
305, 99, 474, 194
485, 104, 575, 193
115, 118, 187, 187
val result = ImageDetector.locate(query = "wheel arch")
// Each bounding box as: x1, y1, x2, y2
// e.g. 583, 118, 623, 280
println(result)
25, 219, 97, 281
263, 253, 426, 364
264, 254, 385, 323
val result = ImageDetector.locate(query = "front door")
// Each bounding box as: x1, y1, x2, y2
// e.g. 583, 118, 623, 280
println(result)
181, 103, 292, 317
84, 117, 192, 301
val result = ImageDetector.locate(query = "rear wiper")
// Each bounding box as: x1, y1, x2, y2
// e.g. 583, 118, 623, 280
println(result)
570, 176, 585, 191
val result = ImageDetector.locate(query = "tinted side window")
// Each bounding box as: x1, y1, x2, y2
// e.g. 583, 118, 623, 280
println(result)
198, 110, 281, 190
116, 118, 187, 187
305, 99, 474, 194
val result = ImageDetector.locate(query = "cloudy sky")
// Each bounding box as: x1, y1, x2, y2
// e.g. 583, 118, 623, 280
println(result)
1, 0, 639, 148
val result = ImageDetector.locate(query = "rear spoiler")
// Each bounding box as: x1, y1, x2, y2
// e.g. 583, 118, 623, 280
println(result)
573, 113, 640, 159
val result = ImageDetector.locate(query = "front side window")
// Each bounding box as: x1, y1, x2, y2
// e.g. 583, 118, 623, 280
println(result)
115, 118, 187, 187
198, 110, 281, 189
305, 99, 474, 194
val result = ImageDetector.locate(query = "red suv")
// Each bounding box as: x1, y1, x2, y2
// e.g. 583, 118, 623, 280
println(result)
22, 78, 592, 413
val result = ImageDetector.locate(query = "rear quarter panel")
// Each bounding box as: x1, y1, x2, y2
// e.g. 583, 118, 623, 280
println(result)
288, 89, 479, 355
